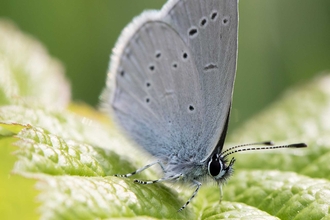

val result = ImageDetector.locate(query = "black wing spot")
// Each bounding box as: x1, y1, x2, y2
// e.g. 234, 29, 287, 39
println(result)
188, 27, 198, 37
120, 69, 125, 76
200, 18, 208, 27
146, 98, 150, 103
149, 65, 155, 71
172, 63, 178, 69
155, 51, 161, 58
146, 82, 151, 87
222, 17, 229, 25
183, 52, 188, 59
211, 11, 218, 21
204, 63, 218, 71
189, 105, 195, 111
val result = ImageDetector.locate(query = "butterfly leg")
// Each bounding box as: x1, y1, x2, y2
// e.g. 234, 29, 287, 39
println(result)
178, 180, 202, 212
114, 160, 165, 178
134, 173, 183, 185
219, 185, 223, 203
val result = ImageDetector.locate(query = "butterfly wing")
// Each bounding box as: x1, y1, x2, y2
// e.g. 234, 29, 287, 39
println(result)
102, 0, 238, 162
162, 0, 238, 160
105, 17, 206, 161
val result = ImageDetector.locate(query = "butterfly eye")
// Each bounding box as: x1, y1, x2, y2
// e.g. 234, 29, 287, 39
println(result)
208, 154, 224, 179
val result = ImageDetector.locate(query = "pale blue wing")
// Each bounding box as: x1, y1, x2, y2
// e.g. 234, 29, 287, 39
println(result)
162, 0, 238, 160
107, 19, 206, 161
102, 0, 238, 162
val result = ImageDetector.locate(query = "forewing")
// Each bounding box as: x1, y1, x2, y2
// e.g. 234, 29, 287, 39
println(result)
103, 0, 238, 162
162, 0, 238, 159
107, 17, 206, 160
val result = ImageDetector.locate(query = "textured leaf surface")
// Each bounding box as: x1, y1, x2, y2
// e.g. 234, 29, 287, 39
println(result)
225, 170, 330, 219
1, 19, 330, 219
0, 20, 70, 109
229, 75, 330, 180
0, 135, 39, 220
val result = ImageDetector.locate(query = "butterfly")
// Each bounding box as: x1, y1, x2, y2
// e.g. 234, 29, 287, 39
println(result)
101, 0, 307, 211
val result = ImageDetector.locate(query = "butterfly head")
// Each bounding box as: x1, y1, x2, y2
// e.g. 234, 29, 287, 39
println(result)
207, 153, 235, 183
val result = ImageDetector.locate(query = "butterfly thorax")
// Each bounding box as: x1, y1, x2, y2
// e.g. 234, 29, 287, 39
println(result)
163, 152, 234, 184
163, 158, 208, 183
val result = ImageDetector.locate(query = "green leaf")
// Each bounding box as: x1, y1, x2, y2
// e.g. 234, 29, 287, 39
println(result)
0, 19, 70, 108
0, 133, 39, 220
224, 170, 330, 219
229, 75, 330, 180
12, 124, 135, 177
37, 176, 188, 219
1, 18, 330, 219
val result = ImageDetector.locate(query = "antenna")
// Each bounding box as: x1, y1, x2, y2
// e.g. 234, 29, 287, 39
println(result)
221, 141, 274, 155
221, 142, 307, 158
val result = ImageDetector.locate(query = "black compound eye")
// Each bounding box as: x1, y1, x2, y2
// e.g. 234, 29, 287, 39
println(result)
209, 158, 221, 176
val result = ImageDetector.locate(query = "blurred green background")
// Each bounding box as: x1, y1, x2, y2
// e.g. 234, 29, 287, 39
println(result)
1, 0, 329, 131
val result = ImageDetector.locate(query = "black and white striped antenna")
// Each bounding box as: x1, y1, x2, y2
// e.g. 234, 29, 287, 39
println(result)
221, 141, 307, 158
